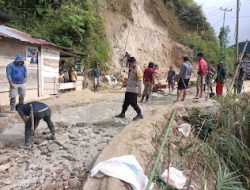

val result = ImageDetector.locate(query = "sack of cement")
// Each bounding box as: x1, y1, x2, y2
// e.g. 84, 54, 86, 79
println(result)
161, 167, 187, 189
91, 155, 148, 190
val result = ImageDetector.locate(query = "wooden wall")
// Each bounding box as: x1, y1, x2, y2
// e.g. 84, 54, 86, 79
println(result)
41, 47, 60, 96
0, 38, 39, 106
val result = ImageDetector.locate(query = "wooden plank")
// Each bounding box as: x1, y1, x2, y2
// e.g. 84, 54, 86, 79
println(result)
0, 40, 26, 57
44, 83, 58, 90
44, 59, 59, 68
44, 77, 58, 83
59, 82, 76, 90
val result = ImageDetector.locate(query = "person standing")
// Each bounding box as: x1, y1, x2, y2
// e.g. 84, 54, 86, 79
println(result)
175, 57, 192, 102
215, 62, 227, 96
6, 54, 27, 111
124, 52, 131, 68
141, 62, 155, 102
69, 66, 77, 82
93, 62, 101, 92
116, 57, 143, 120
206, 65, 215, 95
237, 66, 245, 94
195, 53, 207, 99
167, 65, 176, 93
16, 101, 56, 149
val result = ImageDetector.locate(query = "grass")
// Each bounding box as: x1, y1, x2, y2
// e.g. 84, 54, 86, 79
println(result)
189, 94, 250, 189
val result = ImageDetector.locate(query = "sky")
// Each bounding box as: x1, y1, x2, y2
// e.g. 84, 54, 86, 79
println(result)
194, 0, 250, 45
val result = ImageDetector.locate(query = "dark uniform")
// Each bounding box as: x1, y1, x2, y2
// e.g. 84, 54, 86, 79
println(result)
237, 67, 246, 94
17, 101, 55, 148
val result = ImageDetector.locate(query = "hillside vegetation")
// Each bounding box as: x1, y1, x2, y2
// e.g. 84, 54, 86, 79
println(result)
0, 0, 109, 68
0, 0, 234, 70
162, 0, 221, 65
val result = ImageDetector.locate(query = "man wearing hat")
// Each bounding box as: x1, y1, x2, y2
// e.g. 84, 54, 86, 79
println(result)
6, 54, 27, 111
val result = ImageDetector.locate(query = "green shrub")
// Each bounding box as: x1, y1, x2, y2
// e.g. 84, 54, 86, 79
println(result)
1, 0, 109, 69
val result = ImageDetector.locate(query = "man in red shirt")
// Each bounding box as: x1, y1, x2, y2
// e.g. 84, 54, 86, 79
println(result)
195, 52, 207, 99
141, 62, 155, 102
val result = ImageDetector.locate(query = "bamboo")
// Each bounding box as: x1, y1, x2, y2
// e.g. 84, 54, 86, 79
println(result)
145, 109, 176, 190
229, 40, 249, 93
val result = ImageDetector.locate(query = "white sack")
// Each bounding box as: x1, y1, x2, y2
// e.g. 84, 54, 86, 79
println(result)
178, 123, 191, 137
91, 155, 148, 190
161, 167, 187, 189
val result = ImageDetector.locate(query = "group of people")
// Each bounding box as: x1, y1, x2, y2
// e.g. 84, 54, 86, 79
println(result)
167, 53, 228, 101
2, 52, 234, 149
115, 52, 230, 122
59, 62, 78, 83
6, 54, 55, 149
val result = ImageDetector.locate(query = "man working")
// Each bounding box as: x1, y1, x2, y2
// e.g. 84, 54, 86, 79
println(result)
6, 54, 27, 111
141, 62, 155, 102
195, 52, 207, 99
16, 101, 56, 149
116, 57, 143, 120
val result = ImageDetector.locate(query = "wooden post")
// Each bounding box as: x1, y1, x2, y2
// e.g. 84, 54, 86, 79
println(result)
230, 40, 249, 93
235, 0, 240, 63
30, 104, 35, 136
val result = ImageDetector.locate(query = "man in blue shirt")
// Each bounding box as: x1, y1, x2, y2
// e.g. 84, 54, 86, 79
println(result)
6, 54, 27, 111
16, 101, 55, 149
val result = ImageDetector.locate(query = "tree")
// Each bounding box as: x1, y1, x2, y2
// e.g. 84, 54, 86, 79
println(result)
218, 26, 230, 61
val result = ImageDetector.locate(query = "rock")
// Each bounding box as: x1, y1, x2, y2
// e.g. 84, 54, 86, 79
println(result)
0, 163, 11, 172
69, 177, 81, 189
68, 133, 80, 140
93, 128, 100, 134
61, 155, 77, 162
47, 144, 60, 152
78, 129, 87, 135
55, 168, 63, 174
45, 168, 51, 173
76, 122, 88, 127
0, 178, 11, 185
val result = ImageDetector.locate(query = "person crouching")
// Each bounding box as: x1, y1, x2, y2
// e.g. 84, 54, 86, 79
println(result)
16, 101, 56, 149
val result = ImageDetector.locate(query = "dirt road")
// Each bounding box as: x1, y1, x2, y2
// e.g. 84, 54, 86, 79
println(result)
0, 88, 180, 190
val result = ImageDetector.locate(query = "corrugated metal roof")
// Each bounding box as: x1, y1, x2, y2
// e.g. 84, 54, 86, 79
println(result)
0, 25, 82, 57
0, 25, 52, 45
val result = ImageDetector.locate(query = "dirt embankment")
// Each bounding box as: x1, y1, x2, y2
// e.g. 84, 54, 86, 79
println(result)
83, 99, 217, 190
103, 0, 192, 72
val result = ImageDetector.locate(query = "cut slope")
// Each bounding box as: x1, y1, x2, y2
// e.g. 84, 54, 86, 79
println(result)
103, 0, 193, 73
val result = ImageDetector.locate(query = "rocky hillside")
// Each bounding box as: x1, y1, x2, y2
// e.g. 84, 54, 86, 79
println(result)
103, 0, 193, 72
1, 0, 219, 70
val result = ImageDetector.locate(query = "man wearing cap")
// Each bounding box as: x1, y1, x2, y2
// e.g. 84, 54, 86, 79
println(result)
6, 54, 27, 111
116, 57, 144, 120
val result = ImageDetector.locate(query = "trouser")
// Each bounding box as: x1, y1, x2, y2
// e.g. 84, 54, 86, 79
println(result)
94, 77, 100, 91
9, 84, 25, 110
25, 108, 55, 145
122, 92, 141, 114
237, 80, 244, 94
216, 82, 223, 96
